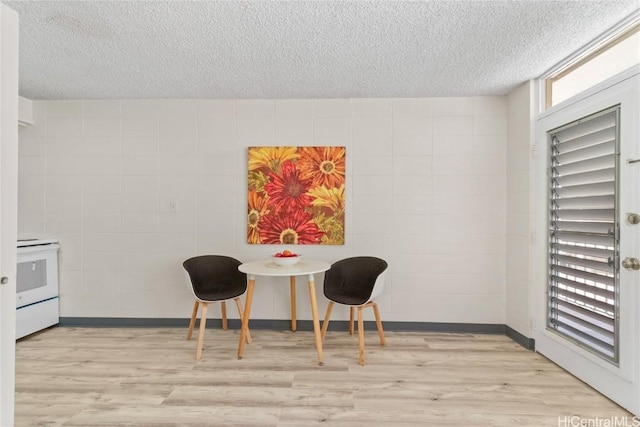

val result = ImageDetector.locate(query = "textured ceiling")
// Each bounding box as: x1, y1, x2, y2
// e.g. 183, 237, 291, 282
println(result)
3, 0, 639, 100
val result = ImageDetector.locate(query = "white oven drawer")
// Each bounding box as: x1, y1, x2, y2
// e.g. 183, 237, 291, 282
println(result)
16, 297, 59, 339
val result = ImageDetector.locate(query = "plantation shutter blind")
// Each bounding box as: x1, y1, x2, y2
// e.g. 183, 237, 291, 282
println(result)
548, 106, 619, 362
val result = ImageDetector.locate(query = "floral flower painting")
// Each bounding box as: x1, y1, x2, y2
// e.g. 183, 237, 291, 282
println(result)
247, 146, 345, 245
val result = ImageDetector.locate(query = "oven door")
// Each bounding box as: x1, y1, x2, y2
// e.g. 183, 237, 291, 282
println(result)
16, 244, 59, 308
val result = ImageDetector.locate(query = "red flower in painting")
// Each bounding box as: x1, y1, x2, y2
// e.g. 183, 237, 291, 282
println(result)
264, 160, 313, 213
259, 208, 324, 245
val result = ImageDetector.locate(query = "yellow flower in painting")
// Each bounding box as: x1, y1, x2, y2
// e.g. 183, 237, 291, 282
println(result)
248, 170, 269, 193
314, 212, 345, 245
308, 184, 345, 214
248, 146, 298, 174
297, 146, 345, 188
247, 190, 269, 244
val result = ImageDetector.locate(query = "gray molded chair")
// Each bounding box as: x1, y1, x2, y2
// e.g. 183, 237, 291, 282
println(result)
183, 255, 251, 360
321, 256, 388, 365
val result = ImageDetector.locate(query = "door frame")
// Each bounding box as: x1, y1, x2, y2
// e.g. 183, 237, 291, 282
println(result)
532, 66, 640, 415
0, 4, 19, 426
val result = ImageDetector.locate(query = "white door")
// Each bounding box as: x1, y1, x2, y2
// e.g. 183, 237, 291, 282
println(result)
0, 4, 19, 426
533, 69, 640, 415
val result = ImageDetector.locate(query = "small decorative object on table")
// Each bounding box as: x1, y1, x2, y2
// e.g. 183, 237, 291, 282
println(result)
273, 250, 301, 266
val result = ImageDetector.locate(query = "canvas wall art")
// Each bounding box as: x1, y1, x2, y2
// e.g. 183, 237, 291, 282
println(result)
247, 146, 345, 245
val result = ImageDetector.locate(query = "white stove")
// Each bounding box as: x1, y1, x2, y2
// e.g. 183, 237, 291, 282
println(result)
16, 239, 60, 339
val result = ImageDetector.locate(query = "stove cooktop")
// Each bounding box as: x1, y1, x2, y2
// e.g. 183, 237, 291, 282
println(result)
17, 239, 59, 248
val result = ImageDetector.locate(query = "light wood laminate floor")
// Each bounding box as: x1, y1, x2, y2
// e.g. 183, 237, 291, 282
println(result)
15, 327, 632, 426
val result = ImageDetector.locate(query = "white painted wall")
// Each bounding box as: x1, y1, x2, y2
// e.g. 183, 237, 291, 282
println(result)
505, 82, 534, 337
17, 97, 507, 324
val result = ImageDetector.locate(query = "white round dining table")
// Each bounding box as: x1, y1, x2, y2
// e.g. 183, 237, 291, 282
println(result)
237, 259, 331, 365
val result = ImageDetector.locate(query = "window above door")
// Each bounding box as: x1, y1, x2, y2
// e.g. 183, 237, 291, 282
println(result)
543, 15, 639, 110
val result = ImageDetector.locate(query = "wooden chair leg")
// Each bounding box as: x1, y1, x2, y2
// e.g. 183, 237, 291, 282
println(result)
196, 302, 208, 360
221, 301, 228, 330
187, 300, 198, 340
321, 301, 334, 341
349, 306, 354, 335
371, 301, 386, 346
234, 297, 252, 344
357, 306, 365, 366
